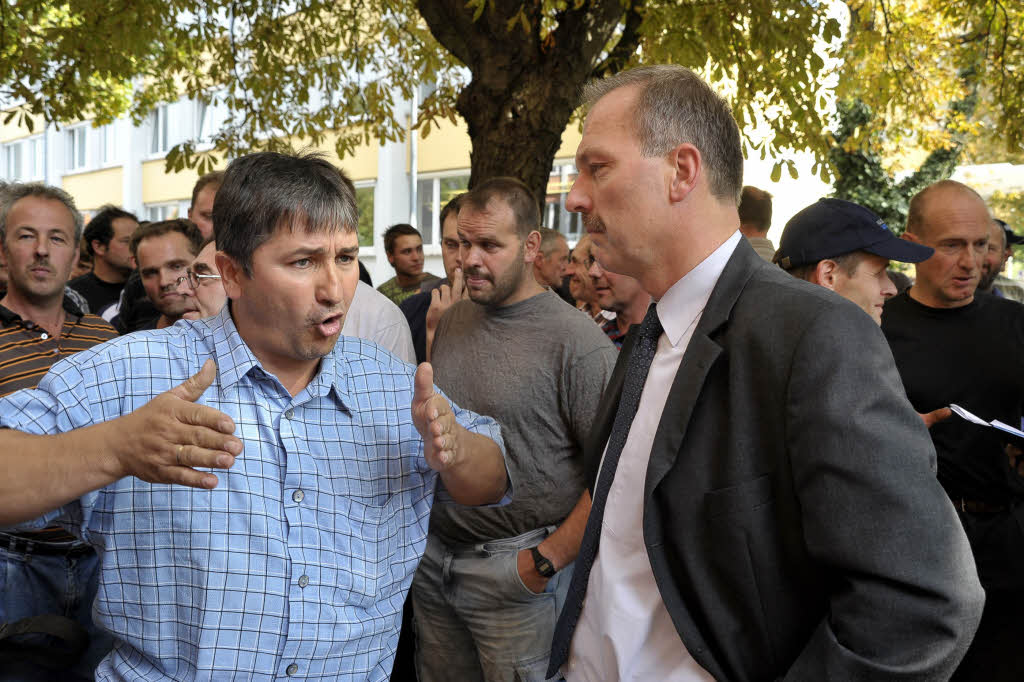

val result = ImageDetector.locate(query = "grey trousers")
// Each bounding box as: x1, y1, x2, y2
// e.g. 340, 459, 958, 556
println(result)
411, 527, 572, 682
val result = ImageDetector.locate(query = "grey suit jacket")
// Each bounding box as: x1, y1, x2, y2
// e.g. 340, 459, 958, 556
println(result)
583, 241, 984, 681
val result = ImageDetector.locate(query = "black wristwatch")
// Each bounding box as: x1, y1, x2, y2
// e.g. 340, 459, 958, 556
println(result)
530, 546, 557, 578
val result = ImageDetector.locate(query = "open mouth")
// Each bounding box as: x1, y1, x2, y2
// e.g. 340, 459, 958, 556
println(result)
316, 313, 343, 337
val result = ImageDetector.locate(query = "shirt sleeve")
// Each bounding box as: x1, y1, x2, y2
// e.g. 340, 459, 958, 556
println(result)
0, 356, 105, 534
436, 388, 512, 506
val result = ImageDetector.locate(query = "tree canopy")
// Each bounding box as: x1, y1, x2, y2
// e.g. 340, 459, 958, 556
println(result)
2, 0, 1022, 204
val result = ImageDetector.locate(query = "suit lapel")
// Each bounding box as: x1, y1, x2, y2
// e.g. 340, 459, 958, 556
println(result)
645, 240, 762, 496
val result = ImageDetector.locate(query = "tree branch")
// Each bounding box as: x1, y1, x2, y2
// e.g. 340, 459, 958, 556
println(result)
591, 0, 646, 79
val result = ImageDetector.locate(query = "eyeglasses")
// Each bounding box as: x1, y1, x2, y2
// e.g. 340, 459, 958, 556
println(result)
176, 270, 222, 290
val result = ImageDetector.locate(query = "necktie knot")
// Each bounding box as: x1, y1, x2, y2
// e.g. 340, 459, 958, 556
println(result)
639, 303, 663, 340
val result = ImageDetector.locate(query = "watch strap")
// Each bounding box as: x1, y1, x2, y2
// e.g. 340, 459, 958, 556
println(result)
531, 545, 557, 578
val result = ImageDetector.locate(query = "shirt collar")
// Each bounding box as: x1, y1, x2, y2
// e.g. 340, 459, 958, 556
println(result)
206, 303, 351, 407
657, 230, 741, 347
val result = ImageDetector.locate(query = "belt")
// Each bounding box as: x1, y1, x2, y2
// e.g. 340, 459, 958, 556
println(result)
958, 499, 1008, 514
2, 534, 93, 558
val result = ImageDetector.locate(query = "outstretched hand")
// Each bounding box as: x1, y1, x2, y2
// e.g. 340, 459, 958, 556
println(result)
411, 362, 461, 472
114, 359, 242, 489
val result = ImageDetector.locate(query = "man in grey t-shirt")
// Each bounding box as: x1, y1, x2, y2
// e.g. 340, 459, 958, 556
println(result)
410, 177, 616, 682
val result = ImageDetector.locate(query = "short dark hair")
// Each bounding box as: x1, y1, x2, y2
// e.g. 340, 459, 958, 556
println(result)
738, 186, 772, 234
191, 171, 225, 209
438, 194, 463, 229
130, 219, 204, 263
459, 177, 539, 240
83, 204, 138, 256
783, 250, 865, 282
384, 224, 422, 255
213, 151, 357, 276
0, 182, 83, 242
582, 65, 744, 203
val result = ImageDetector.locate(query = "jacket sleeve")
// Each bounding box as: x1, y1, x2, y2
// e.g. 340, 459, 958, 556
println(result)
782, 303, 984, 681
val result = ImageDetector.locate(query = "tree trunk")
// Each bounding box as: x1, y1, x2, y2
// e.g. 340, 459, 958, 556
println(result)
417, 0, 643, 207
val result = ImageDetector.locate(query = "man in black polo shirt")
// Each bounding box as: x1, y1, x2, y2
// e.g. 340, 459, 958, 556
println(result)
0, 183, 118, 679
68, 205, 138, 318
882, 179, 1024, 682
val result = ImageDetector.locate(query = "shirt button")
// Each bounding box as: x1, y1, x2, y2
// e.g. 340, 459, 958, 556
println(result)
298, 574, 309, 588
284, 409, 294, 419
286, 663, 299, 676
292, 489, 304, 503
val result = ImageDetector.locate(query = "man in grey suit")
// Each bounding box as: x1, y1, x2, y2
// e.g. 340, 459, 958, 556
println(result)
547, 65, 984, 681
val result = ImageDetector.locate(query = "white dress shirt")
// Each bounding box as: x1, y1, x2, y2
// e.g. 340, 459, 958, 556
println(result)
566, 231, 741, 682
342, 280, 416, 363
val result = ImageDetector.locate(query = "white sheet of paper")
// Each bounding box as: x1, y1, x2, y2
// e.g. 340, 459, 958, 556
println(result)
991, 420, 1024, 439
950, 404, 989, 426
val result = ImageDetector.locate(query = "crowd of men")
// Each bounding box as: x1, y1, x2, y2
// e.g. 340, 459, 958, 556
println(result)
0, 63, 1020, 682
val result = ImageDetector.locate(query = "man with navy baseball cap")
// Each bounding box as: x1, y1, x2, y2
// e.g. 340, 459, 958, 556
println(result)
774, 198, 934, 325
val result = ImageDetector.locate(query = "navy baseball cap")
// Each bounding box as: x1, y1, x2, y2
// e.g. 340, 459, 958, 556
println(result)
996, 219, 1024, 247
773, 198, 934, 269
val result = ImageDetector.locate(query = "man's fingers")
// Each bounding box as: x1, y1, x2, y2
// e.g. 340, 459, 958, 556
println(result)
177, 402, 239, 443
921, 407, 953, 429
175, 443, 237, 471
170, 359, 217, 403
164, 467, 220, 490
414, 362, 435, 406
452, 267, 465, 298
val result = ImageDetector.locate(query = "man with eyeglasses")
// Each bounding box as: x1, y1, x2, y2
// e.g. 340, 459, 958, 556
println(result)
129, 219, 202, 329
175, 238, 226, 320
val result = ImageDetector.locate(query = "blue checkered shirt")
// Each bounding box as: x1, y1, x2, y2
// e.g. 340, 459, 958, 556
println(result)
0, 306, 504, 681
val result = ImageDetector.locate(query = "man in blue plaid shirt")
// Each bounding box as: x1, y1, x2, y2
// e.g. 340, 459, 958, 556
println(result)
0, 151, 509, 681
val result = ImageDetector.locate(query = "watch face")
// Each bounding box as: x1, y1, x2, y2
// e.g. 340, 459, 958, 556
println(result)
532, 546, 556, 577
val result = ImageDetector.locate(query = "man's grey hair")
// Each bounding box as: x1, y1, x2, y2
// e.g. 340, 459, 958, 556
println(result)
581, 65, 744, 204
0, 182, 84, 242
537, 227, 567, 256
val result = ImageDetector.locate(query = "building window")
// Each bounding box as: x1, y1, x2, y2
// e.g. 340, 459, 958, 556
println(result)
149, 106, 169, 154
4, 142, 22, 180
101, 123, 118, 165
417, 172, 469, 244
66, 126, 87, 172
145, 203, 181, 222
196, 94, 228, 147
545, 162, 582, 239
3, 136, 45, 181
355, 183, 374, 247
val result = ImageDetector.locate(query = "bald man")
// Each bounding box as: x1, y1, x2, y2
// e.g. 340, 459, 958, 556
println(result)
882, 180, 1024, 682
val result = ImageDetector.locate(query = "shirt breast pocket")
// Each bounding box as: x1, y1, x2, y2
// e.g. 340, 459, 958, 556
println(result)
330, 493, 406, 610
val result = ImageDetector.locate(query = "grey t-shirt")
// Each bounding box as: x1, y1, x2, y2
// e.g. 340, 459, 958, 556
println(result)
429, 289, 617, 545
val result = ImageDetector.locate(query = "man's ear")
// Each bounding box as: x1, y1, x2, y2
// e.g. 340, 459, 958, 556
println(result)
902, 231, 920, 244
813, 259, 839, 291
523, 230, 542, 264
667, 143, 701, 203
91, 239, 106, 257
215, 251, 244, 300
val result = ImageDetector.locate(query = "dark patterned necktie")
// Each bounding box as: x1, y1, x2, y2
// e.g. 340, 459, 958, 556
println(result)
548, 302, 664, 676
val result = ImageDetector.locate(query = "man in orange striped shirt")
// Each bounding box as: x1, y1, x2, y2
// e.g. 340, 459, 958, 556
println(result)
0, 183, 118, 679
